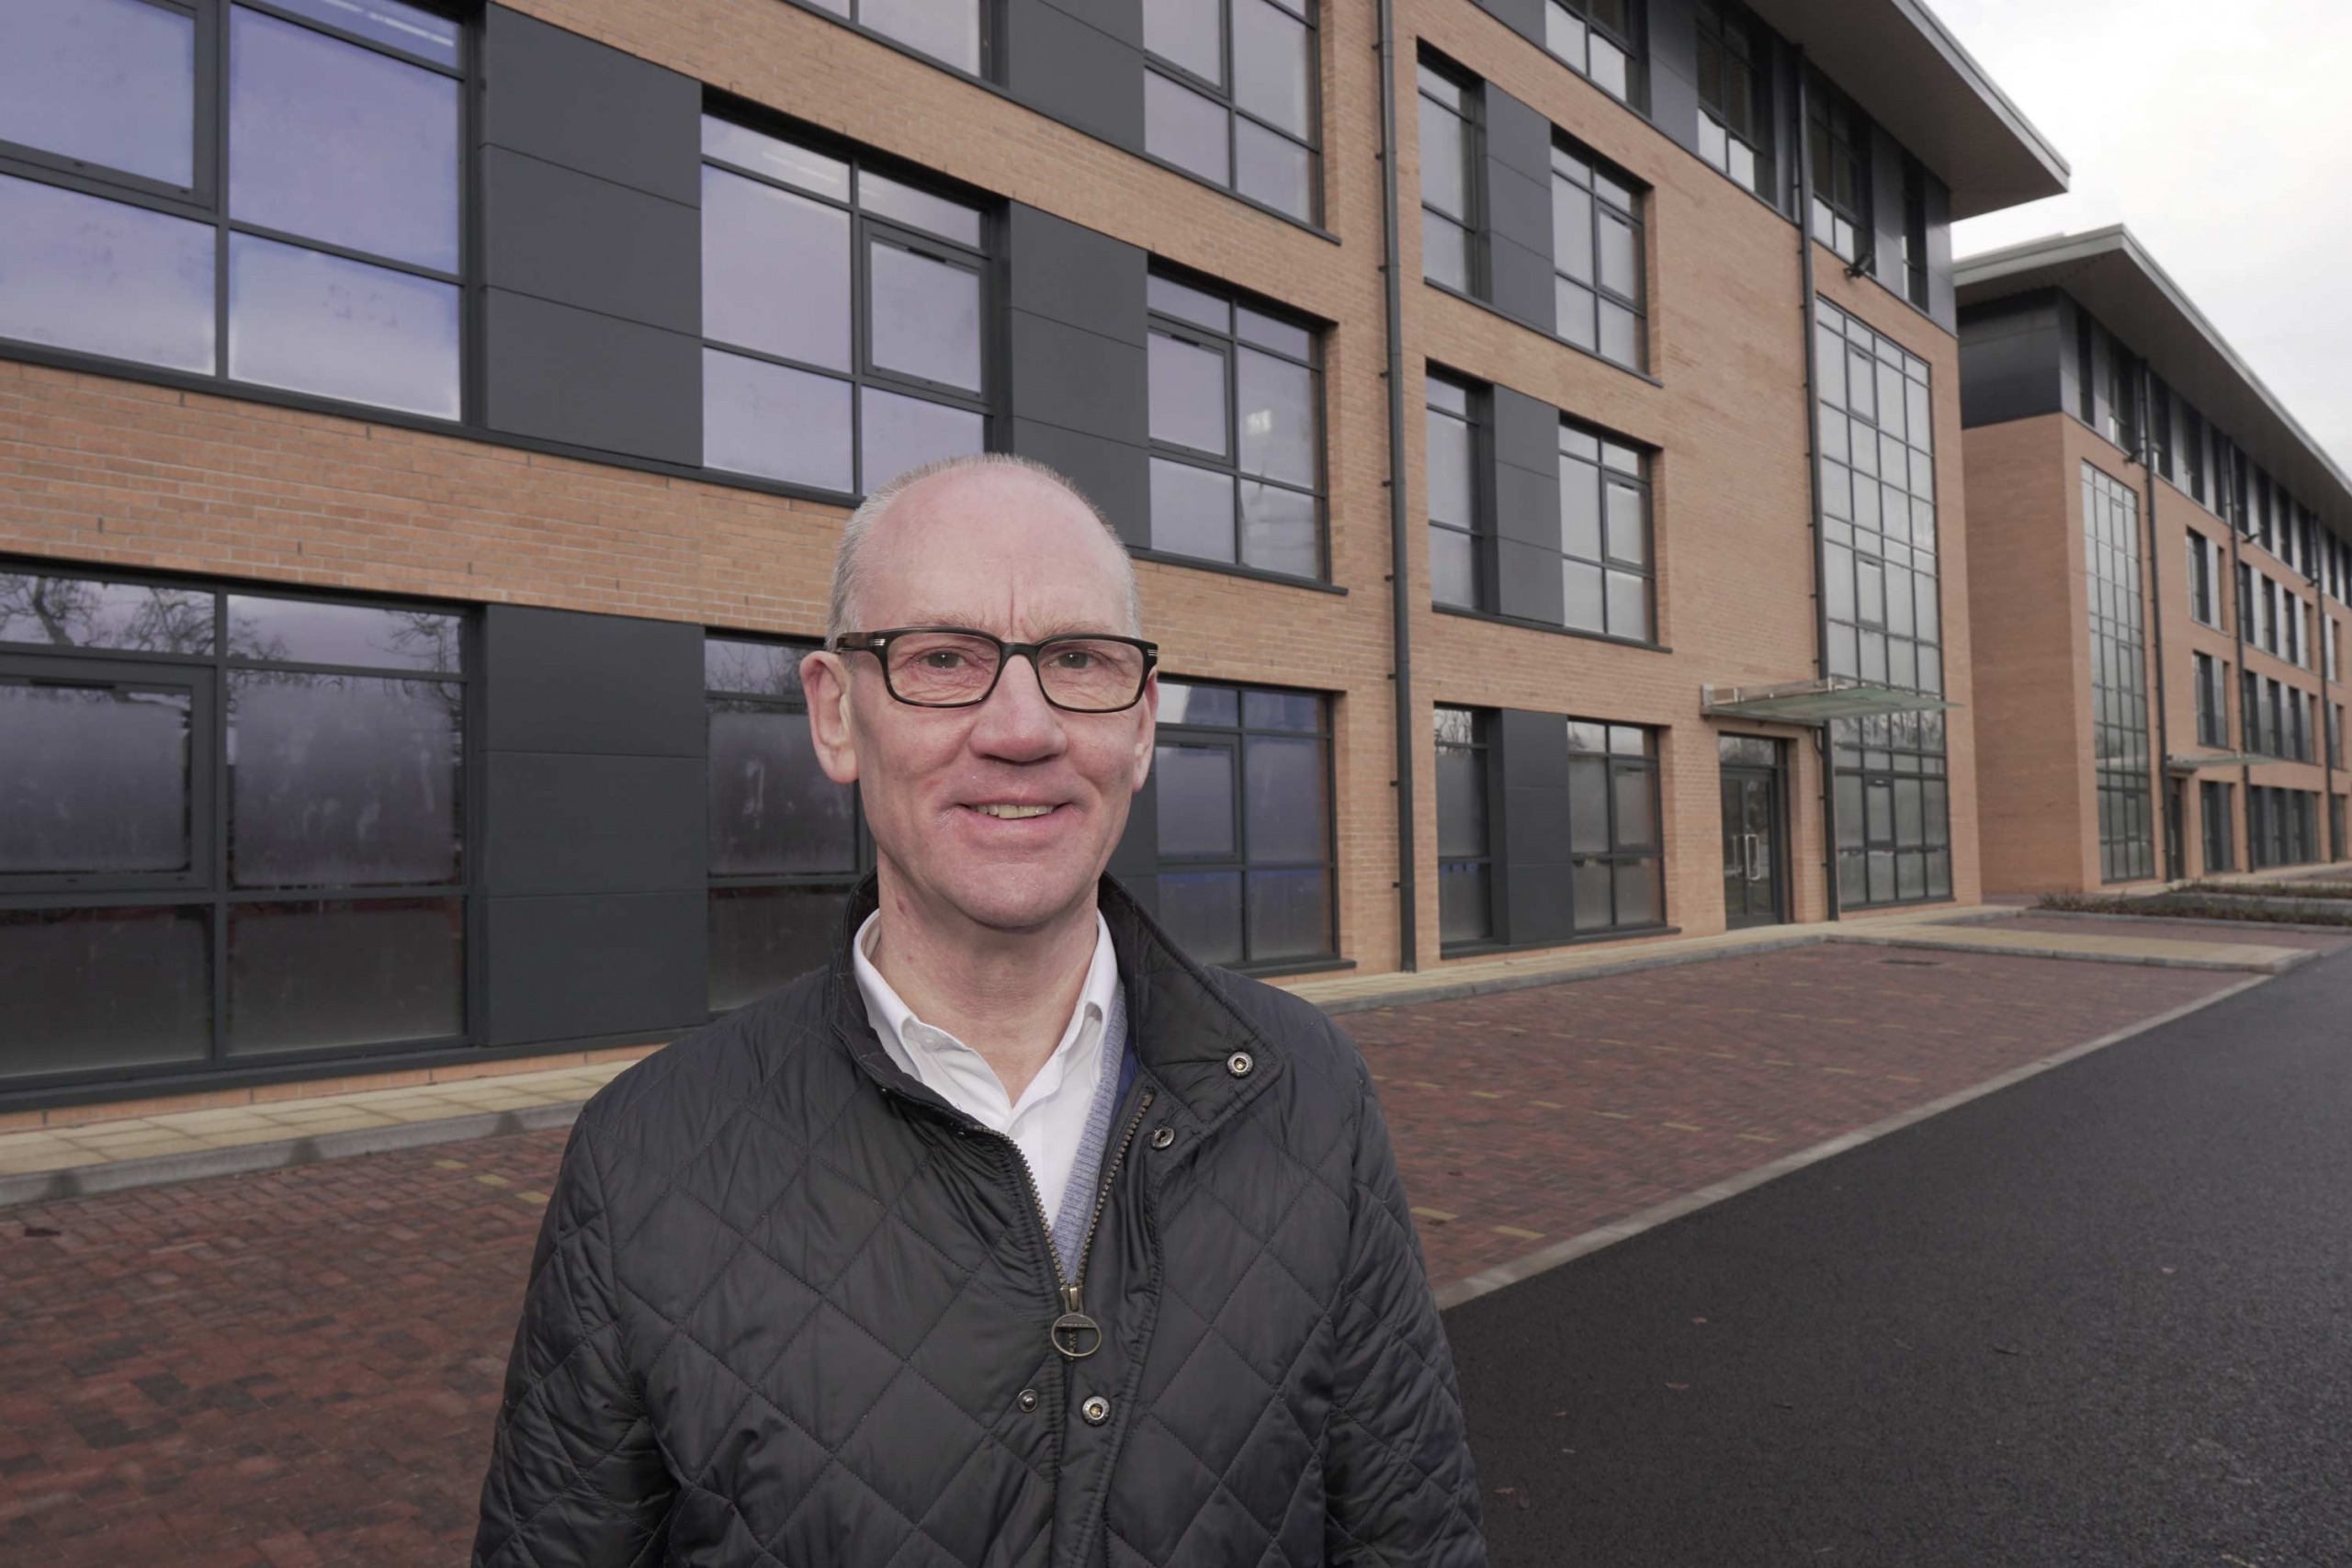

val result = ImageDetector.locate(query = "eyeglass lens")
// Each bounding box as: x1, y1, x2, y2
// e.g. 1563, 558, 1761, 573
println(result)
886, 632, 1147, 710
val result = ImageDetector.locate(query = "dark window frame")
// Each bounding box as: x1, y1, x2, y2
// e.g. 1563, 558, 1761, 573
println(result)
2187, 530, 2218, 627
1566, 718, 1667, 934
1694, 0, 1770, 197
1543, 0, 1647, 109
1550, 135, 1648, 372
1141, 0, 1323, 224
2200, 779, 2233, 873
1416, 53, 1483, 297
816, 0, 989, 79
1425, 367, 1491, 613
698, 105, 995, 502
0, 556, 477, 1090
0, 0, 469, 421
1805, 74, 1869, 264
2083, 462, 2154, 883
2193, 651, 2227, 750
1556, 415, 1657, 644
1434, 704, 1495, 951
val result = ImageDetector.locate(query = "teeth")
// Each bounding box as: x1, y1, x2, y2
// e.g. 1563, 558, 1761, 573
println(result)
977, 804, 1055, 819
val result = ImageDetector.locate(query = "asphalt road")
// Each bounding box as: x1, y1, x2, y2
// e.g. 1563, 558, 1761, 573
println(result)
1446, 948, 2352, 1567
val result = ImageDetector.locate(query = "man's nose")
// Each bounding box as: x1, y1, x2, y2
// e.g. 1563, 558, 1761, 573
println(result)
969, 651, 1066, 754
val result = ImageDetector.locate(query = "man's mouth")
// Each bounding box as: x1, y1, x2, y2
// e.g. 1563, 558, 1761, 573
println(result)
971, 803, 1058, 819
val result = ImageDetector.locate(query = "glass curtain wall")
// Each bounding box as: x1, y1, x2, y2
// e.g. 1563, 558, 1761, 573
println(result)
2083, 463, 2154, 881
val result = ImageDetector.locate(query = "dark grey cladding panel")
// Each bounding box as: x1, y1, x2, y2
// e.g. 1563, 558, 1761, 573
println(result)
2084, 312, 2112, 434
2053, 293, 2083, 422
481, 604, 706, 758
1869, 126, 1906, 298
1490, 384, 1558, 477
1481, 81, 1554, 186
481, 290, 700, 466
1923, 174, 1956, 333
1495, 706, 1574, 947
484, 752, 705, 897
480, 6, 699, 205
1006, 419, 1150, 548
1487, 235, 1555, 334
1484, 159, 1552, 258
1004, 0, 1146, 152
1496, 537, 1566, 626
1007, 205, 1148, 344
1007, 310, 1148, 446
1501, 844, 1573, 946
484, 892, 707, 1045
1494, 461, 1561, 549
1958, 301, 2064, 428
1472, 0, 1546, 52
1643, 0, 1703, 161
481, 147, 699, 334
1497, 705, 1568, 791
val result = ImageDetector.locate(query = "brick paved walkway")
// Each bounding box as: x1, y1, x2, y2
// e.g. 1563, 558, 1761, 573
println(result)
0, 947, 2238, 1565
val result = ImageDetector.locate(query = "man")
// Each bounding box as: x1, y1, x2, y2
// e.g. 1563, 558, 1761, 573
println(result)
473, 455, 1485, 1566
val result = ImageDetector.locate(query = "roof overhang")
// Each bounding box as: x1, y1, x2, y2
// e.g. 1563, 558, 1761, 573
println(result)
1956, 227, 2352, 520
2166, 752, 2271, 773
1703, 677, 1960, 725
1744, 0, 2068, 220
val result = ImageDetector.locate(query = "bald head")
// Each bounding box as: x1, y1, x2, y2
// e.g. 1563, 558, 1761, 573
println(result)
827, 455, 1141, 643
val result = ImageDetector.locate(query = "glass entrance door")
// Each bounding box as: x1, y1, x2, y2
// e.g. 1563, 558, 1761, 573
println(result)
1719, 763, 1782, 929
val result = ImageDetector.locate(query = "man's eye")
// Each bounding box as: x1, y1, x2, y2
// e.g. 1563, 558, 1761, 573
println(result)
1047, 649, 1097, 671
919, 649, 970, 670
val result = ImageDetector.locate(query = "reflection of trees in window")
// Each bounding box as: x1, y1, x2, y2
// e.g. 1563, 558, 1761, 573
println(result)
0, 572, 215, 654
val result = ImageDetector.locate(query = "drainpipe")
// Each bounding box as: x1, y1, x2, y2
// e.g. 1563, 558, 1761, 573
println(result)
2222, 446, 2253, 867
1793, 51, 1840, 921
2134, 364, 2177, 881
1376, 0, 1419, 971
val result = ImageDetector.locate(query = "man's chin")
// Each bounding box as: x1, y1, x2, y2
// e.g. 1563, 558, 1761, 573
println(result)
926, 865, 1101, 936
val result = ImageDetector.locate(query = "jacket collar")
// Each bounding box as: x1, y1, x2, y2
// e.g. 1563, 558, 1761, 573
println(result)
824, 872, 1281, 1136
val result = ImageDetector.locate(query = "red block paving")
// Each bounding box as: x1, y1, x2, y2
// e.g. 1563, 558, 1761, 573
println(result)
0, 947, 2237, 1564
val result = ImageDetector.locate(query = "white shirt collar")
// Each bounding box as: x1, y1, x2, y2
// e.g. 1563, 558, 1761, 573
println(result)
851, 908, 1120, 1133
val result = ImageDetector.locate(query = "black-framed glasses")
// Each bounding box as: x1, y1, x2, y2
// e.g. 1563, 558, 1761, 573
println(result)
832, 626, 1159, 712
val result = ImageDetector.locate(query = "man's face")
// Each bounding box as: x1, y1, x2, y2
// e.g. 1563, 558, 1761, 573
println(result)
802, 468, 1156, 936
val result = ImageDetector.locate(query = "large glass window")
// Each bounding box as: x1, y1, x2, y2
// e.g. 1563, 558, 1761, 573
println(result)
1557, 420, 1654, 642
2200, 781, 2233, 874
804, 0, 980, 74
701, 114, 988, 497
1150, 680, 1334, 969
0, 0, 463, 417
1435, 706, 1493, 948
1805, 77, 1868, 264
1818, 299, 1950, 906
1145, 273, 1324, 579
704, 636, 866, 1013
0, 564, 467, 1086
1426, 370, 1486, 610
1418, 58, 1480, 295
2084, 462, 2154, 882
2187, 530, 2218, 626
1551, 140, 1646, 371
1566, 720, 1664, 932
1694, 0, 1770, 198
2194, 652, 2228, 750
1543, 0, 1644, 107
1142, 0, 1318, 221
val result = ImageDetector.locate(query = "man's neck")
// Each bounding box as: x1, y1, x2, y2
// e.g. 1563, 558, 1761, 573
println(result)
865, 874, 1101, 1104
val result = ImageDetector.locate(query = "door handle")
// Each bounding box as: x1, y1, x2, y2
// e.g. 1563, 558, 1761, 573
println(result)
1744, 832, 1760, 880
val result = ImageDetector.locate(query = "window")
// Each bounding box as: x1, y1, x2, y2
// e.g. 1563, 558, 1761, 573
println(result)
1558, 420, 1654, 641
1150, 680, 1334, 968
705, 636, 865, 1013
810, 0, 980, 75
1899, 156, 1928, 309
1695, 0, 1770, 197
1, 564, 467, 1086
1435, 706, 1493, 947
2200, 781, 2233, 874
2083, 464, 2153, 883
1818, 299, 1949, 906
1544, 0, 1644, 107
2187, 531, 2218, 626
1551, 139, 1646, 370
1142, 0, 1319, 221
1418, 58, 1480, 294
2185, 407, 2207, 504
2106, 346, 2139, 456
2248, 786, 2318, 870
0, 0, 463, 418
700, 114, 988, 497
1566, 720, 1664, 931
1426, 371, 1486, 609
2194, 653, 2226, 749
1145, 273, 1324, 579
2334, 703, 2346, 769
2241, 671, 2265, 756
2329, 615, 2341, 682
2147, 378, 2173, 480
1806, 78, 1868, 264
2335, 795, 2346, 863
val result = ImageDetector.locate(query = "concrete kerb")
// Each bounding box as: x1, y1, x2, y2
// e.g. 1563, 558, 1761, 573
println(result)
1432, 971, 2278, 1312
0, 1101, 584, 1212
1312, 930, 1833, 1017
1831, 929, 2316, 974
2015, 907, 2352, 939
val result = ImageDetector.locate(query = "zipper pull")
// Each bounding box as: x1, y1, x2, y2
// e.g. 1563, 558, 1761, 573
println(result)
1061, 1283, 1083, 1315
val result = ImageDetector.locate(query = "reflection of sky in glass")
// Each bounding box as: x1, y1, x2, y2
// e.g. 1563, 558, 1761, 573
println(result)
704, 349, 853, 493
224, 595, 461, 671
0, 0, 195, 186
0, 573, 216, 655
0, 176, 213, 374
227, 671, 462, 887
701, 117, 849, 201
230, 6, 459, 272
703, 166, 850, 369
262, 0, 462, 66
867, 243, 980, 391
860, 389, 982, 494
227, 234, 460, 418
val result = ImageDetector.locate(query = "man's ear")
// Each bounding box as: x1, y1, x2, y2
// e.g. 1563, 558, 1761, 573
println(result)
1129, 671, 1159, 796
801, 649, 862, 785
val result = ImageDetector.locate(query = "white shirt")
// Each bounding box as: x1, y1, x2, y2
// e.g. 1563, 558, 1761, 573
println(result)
852, 909, 1121, 1230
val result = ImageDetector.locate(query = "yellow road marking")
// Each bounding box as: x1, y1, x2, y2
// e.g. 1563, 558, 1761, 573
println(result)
1493, 1225, 1544, 1240
474, 1173, 512, 1188
1411, 1207, 1457, 1223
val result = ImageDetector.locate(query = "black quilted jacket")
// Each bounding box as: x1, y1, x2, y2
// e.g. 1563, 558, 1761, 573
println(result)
472, 875, 1486, 1567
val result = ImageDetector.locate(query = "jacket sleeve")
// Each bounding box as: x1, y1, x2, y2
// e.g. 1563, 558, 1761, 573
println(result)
1323, 1066, 1487, 1565
473, 1116, 675, 1568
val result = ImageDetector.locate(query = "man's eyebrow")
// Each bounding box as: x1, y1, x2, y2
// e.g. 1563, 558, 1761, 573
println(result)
884, 614, 1131, 638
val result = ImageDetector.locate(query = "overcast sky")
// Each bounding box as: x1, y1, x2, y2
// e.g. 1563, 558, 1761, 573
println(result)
1933, 0, 2352, 473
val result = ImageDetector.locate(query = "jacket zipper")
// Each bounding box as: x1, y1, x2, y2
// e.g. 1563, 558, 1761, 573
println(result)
994, 1088, 1154, 1359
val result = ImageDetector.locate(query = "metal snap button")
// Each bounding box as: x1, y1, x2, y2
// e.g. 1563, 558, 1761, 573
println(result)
1150, 1126, 1176, 1150
1016, 1388, 1038, 1413
1081, 1395, 1112, 1426
1227, 1051, 1255, 1078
